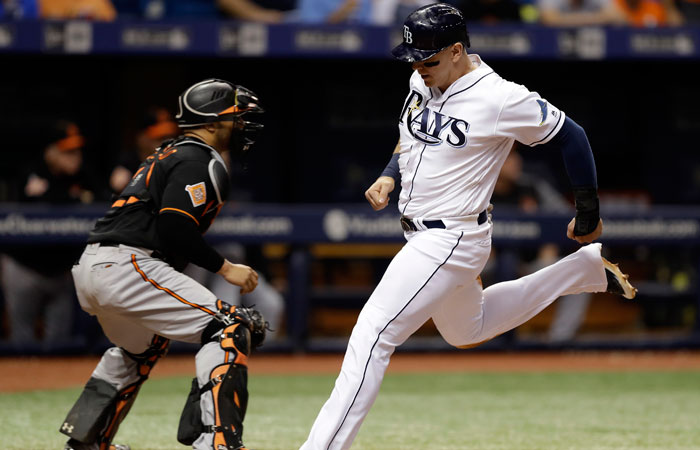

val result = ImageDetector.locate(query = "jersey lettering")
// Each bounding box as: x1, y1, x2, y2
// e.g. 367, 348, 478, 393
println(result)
399, 90, 423, 124
406, 106, 469, 148
447, 120, 469, 147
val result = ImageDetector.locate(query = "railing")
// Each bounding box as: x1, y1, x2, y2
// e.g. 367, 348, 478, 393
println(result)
1, 203, 699, 352
1, 20, 700, 60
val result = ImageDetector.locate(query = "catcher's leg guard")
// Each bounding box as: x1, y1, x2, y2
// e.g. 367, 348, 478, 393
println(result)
60, 335, 169, 449
180, 301, 261, 450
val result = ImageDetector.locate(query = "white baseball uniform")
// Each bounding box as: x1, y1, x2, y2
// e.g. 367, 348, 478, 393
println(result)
300, 54, 610, 449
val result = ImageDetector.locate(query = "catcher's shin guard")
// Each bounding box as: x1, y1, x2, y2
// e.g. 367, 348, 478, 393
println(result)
209, 323, 250, 450
180, 301, 264, 449
60, 335, 169, 449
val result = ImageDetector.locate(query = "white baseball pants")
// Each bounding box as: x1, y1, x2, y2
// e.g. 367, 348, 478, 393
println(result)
301, 223, 607, 450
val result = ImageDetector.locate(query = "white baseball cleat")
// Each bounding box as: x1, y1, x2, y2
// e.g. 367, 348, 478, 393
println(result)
602, 257, 637, 299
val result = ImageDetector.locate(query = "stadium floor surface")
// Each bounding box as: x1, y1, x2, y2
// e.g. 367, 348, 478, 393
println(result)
2, 350, 700, 392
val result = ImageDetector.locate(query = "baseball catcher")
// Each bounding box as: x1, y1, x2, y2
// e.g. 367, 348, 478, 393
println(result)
60, 79, 268, 450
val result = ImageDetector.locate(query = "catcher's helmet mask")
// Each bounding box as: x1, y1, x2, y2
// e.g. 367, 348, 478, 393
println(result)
176, 78, 264, 154
392, 3, 471, 63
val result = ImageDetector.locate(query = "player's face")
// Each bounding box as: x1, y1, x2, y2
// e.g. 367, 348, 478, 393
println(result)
411, 47, 452, 89
213, 120, 235, 151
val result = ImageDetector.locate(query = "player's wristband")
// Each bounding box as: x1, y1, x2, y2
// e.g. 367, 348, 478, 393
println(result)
380, 153, 400, 184
572, 186, 600, 236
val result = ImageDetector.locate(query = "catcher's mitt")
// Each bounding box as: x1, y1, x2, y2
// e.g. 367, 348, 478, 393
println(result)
233, 306, 268, 349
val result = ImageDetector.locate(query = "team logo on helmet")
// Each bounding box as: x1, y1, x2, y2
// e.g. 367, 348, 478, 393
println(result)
391, 3, 470, 63
403, 26, 413, 44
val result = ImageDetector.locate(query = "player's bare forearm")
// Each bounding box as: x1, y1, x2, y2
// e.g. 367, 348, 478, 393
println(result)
567, 218, 603, 244
217, 259, 259, 294
365, 176, 395, 211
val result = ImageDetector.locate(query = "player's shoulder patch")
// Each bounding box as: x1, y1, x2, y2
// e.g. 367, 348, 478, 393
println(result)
537, 99, 548, 126
185, 182, 207, 207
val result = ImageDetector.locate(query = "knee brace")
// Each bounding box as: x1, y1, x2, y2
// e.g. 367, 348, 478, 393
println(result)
60, 335, 170, 449
178, 301, 261, 449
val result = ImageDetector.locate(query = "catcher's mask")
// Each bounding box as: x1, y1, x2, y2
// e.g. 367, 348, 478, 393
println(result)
176, 78, 264, 155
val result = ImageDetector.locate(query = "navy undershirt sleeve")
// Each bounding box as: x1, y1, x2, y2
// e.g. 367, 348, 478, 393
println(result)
380, 153, 400, 184
544, 116, 597, 189
158, 213, 224, 273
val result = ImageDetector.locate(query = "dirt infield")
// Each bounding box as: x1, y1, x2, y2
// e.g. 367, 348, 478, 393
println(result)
2, 351, 700, 393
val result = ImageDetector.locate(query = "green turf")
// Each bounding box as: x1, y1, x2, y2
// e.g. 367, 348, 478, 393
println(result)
2, 371, 700, 449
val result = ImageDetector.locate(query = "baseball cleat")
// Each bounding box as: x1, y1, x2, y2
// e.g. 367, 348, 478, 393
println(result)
602, 257, 637, 299
63, 439, 131, 450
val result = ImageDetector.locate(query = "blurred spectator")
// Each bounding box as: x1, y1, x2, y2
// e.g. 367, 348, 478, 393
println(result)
113, 0, 292, 22
614, 0, 683, 26
39, 0, 116, 20
452, 0, 523, 23
538, 0, 628, 26
110, 106, 179, 194
218, 0, 291, 22
677, 0, 700, 22
487, 147, 592, 344
371, 0, 432, 24
1, 0, 40, 18
1, 120, 105, 349
288, 0, 372, 23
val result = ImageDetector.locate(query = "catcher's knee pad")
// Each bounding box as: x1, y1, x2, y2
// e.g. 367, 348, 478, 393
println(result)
61, 336, 169, 448
178, 301, 264, 449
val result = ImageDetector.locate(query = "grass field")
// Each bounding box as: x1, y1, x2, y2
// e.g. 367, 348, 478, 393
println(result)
2, 371, 700, 450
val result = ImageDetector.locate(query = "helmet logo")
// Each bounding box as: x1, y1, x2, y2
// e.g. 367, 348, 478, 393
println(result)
403, 25, 413, 44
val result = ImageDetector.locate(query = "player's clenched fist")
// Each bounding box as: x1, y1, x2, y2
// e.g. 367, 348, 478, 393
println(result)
217, 260, 259, 294
365, 176, 395, 211
567, 217, 603, 244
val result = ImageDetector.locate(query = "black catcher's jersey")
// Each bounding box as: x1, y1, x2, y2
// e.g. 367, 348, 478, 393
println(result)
88, 136, 230, 263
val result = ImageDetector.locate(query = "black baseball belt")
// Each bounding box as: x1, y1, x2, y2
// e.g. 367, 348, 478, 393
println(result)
399, 209, 488, 232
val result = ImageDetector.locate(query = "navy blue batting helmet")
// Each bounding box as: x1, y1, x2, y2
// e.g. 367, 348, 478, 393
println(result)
391, 3, 470, 63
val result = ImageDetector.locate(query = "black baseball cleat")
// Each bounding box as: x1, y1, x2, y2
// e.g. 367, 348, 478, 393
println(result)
602, 257, 637, 299
63, 439, 130, 450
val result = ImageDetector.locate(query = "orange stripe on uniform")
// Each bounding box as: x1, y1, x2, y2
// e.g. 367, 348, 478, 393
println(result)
146, 161, 155, 187
202, 200, 215, 217
131, 255, 215, 316
160, 207, 200, 225
112, 199, 126, 208
218, 105, 240, 115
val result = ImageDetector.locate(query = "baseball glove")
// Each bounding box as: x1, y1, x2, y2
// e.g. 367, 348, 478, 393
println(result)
233, 306, 268, 349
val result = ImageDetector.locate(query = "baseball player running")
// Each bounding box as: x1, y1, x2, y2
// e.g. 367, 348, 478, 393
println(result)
300, 4, 636, 449
60, 79, 267, 450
